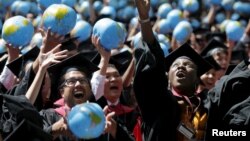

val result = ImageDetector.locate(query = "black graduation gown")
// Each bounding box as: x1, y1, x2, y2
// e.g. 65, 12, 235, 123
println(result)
96, 96, 139, 132
205, 60, 250, 140
7, 65, 45, 111
133, 39, 180, 141
0, 94, 51, 141
40, 106, 135, 141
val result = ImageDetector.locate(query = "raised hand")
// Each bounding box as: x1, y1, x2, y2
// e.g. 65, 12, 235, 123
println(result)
134, 0, 150, 20
39, 44, 68, 70
103, 106, 117, 138
91, 35, 111, 61
39, 28, 65, 53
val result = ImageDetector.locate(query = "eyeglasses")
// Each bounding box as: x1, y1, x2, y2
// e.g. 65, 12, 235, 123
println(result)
62, 77, 89, 87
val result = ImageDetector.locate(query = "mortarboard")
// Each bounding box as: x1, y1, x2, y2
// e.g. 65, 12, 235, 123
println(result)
47, 52, 99, 100
203, 55, 221, 70
230, 49, 248, 64
165, 43, 212, 77
4, 119, 52, 141
60, 37, 79, 51
200, 39, 228, 57
6, 46, 40, 77
91, 50, 133, 75
205, 32, 227, 43
110, 50, 133, 75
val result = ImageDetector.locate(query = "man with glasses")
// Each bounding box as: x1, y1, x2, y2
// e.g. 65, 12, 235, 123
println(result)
39, 52, 135, 141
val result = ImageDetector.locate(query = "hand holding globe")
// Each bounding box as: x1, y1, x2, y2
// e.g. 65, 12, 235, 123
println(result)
42, 4, 77, 36
2, 16, 34, 47
92, 18, 126, 51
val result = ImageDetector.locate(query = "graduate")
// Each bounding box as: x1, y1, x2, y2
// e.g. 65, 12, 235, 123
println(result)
132, 0, 213, 141
91, 35, 139, 135
40, 52, 134, 141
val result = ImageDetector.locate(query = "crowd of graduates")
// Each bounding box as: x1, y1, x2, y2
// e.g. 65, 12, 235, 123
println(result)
0, 0, 250, 141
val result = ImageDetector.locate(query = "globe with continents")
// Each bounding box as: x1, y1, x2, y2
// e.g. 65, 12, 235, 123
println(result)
68, 102, 106, 139
2, 16, 34, 47
93, 18, 126, 51
42, 4, 76, 35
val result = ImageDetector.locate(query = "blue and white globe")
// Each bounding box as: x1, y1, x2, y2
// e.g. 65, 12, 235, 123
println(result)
93, 18, 126, 50
68, 103, 106, 139
157, 3, 172, 19
158, 19, 171, 34
166, 9, 183, 30
2, 16, 34, 47
1, 0, 16, 8
61, 0, 77, 7
225, 21, 244, 41
37, 0, 61, 9
209, 0, 222, 5
160, 42, 169, 58
173, 21, 193, 44
181, 0, 199, 13
99, 6, 116, 20
222, 0, 234, 11
42, 4, 77, 35
70, 20, 92, 43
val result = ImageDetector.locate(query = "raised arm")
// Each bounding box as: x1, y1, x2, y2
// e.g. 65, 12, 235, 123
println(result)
25, 45, 68, 104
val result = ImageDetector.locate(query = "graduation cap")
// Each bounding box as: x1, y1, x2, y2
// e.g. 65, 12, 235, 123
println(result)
165, 43, 212, 77
4, 119, 52, 141
47, 52, 99, 100
60, 37, 79, 51
203, 55, 221, 70
91, 50, 133, 75
205, 32, 227, 43
6, 47, 40, 77
230, 49, 248, 64
200, 39, 228, 57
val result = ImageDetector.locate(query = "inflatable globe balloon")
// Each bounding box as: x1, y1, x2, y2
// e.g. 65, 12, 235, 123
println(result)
42, 4, 77, 35
15, 1, 31, 16
2, 16, 34, 47
158, 19, 171, 34
160, 42, 169, 58
37, 0, 61, 9
68, 103, 105, 139
79, 1, 90, 18
1, 0, 16, 8
99, 6, 116, 20
219, 19, 230, 32
215, 12, 226, 24
173, 21, 193, 44
209, 0, 222, 5
157, 3, 172, 19
70, 20, 92, 43
30, 33, 43, 48
190, 18, 200, 29
93, 18, 126, 50
222, 0, 234, 11
166, 9, 183, 30
93, 1, 103, 13
181, 0, 199, 13
225, 21, 244, 41
62, 0, 77, 7
233, 2, 250, 15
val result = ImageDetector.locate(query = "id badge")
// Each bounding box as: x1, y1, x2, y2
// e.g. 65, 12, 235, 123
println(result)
177, 122, 195, 140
